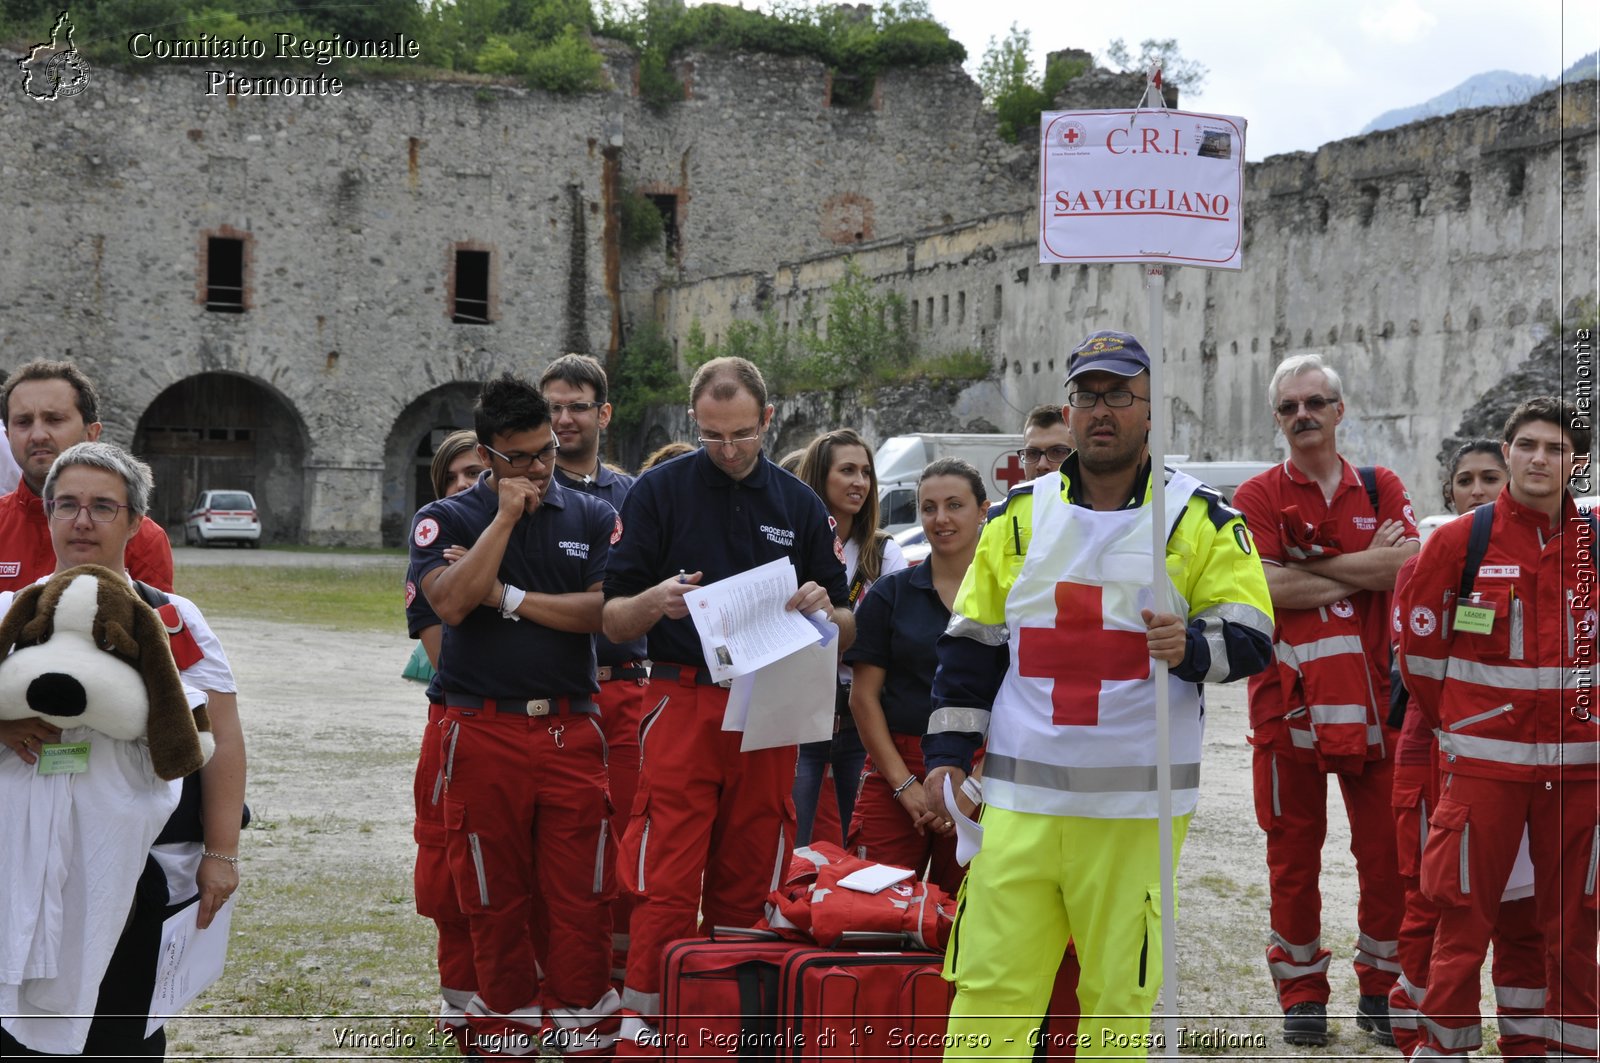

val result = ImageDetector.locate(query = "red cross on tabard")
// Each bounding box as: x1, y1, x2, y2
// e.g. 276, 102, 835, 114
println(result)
1018, 581, 1150, 726
993, 453, 1027, 492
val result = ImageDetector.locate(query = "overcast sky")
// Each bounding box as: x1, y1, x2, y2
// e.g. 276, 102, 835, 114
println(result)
923, 0, 1597, 160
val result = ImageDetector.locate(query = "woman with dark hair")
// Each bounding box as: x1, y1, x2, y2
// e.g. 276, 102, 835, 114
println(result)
792, 428, 905, 845
845, 459, 985, 892
403, 429, 484, 1043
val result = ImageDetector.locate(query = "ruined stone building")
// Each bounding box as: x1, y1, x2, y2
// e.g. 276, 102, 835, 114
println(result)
0, 43, 1593, 544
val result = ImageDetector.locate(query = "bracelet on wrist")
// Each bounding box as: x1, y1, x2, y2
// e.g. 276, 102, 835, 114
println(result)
202, 850, 239, 865
890, 775, 917, 798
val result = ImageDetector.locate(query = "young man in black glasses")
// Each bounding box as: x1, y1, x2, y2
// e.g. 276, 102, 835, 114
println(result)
1019, 404, 1075, 481
539, 353, 648, 991
411, 372, 622, 1056
1232, 353, 1420, 1047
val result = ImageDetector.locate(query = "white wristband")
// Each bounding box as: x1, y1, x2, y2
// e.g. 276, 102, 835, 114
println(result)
500, 584, 526, 620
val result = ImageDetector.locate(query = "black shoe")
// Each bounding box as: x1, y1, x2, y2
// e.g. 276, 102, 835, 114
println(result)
1283, 1001, 1330, 1046
1356, 994, 1396, 1047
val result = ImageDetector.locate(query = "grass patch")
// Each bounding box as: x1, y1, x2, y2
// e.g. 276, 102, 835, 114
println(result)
175, 565, 405, 632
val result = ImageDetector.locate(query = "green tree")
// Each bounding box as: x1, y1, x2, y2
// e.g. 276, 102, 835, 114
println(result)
1104, 37, 1207, 94
976, 24, 1086, 142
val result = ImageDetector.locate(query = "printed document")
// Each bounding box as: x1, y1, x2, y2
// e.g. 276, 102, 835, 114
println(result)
145, 896, 234, 1036
684, 558, 828, 684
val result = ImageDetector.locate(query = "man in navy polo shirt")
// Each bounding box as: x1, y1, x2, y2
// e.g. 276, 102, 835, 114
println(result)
539, 352, 649, 984
602, 356, 853, 1051
410, 373, 620, 1058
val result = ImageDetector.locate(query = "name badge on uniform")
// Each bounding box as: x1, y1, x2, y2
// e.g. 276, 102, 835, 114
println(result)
36, 741, 91, 775
1454, 596, 1496, 635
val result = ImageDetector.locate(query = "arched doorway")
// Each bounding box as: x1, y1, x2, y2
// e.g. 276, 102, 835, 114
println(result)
134, 373, 309, 543
381, 382, 480, 546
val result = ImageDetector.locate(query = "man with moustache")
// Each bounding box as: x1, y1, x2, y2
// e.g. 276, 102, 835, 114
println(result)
0, 361, 172, 593
923, 331, 1273, 1060
411, 373, 621, 1057
1232, 353, 1419, 1047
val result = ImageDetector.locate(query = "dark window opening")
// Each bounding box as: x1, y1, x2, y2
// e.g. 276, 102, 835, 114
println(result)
1506, 160, 1525, 199
648, 194, 680, 257
206, 237, 245, 313
829, 73, 875, 109
453, 249, 492, 324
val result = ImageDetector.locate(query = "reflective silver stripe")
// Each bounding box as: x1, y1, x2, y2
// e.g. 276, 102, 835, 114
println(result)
1438, 731, 1600, 766
622, 988, 660, 1017
928, 706, 991, 736
1551, 1020, 1600, 1051
984, 754, 1200, 794
1496, 1015, 1547, 1039
1356, 932, 1398, 958
637, 696, 668, 770
1268, 956, 1330, 980
468, 832, 490, 907
585, 714, 609, 765
445, 720, 461, 784
431, 764, 445, 807
1390, 1005, 1420, 1031
1198, 615, 1230, 684
1460, 822, 1471, 894
1269, 931, 1323, 964
1289, 728, 1316, 749
1423, 1016, 1483, 1051
770, 823, 787, 892
1495, 985, 1547, 1010
1204, 601, 1274, 637
1510, 600, 1525, 660
1276, 634, 1365, 669
1410, 1048, 1456, 1058
1405, 654, 1448, 680
1399, 972, 1425, 1004
791, 846, 829, 869
593, 818, 608, 894
1355, 950, 1402, 974
1443, 658, 1592, 690
945, 612, 1009, 646
1586, 827, 1600, 896
1447, 703, 1513, 732
636, 818, 650, 892
1270, 753, 1281, 817
1310, 703, 1369, 725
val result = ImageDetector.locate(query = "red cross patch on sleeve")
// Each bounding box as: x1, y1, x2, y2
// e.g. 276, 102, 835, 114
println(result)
157, 602, 205, 671
611, 515, 623, 545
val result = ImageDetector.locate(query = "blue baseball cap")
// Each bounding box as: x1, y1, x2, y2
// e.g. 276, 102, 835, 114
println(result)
1065, 330, 1151, 384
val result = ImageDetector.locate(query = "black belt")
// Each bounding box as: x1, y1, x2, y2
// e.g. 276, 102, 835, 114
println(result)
443, 693, 596, 717
649, 663, 732, 688
596, 662, 649, 682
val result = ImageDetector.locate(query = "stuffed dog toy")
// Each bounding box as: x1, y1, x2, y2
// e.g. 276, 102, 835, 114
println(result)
0, 564, 214, 1054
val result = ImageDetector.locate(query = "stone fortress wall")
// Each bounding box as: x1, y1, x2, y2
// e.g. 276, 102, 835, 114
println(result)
0, 41, 1592, 544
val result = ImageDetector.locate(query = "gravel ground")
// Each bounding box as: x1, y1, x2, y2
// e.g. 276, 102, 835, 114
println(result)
152, 609, 1498, 1060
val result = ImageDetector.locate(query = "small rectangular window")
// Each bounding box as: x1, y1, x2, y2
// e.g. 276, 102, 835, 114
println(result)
206, 237, 245, 313
453, 249, 492, 324
958, 290, 966, 324
648, 194, 680, 257
941, 294, 949, 325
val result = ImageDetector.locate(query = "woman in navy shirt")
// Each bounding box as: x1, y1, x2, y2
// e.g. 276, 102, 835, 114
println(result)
844, 458, 985, 893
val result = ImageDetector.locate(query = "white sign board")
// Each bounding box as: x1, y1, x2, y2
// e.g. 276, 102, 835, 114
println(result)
1039, 109, 1246, 269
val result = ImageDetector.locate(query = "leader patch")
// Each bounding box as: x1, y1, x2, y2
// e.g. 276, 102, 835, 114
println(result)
414, 518, 440, 547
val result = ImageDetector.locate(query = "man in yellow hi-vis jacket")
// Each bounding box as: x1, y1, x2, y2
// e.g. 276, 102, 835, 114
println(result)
923, 330, 1274, 1060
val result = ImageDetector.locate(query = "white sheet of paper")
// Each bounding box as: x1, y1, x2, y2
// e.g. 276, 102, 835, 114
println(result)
727, 635, 837, 751
836, 863, 917, 893
944, 775, 984, 866
145, 895, 234, 1037
684, 558, 825, 684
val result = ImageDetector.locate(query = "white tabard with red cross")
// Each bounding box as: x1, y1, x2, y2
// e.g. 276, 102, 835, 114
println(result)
983, 468, 1205, 819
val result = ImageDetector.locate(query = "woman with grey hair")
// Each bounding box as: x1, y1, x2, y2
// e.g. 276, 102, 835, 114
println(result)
0, 440, 245, 1057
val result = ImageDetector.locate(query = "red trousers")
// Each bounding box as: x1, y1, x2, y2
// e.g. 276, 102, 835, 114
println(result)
1417, 773, 1600, 1058
617, 677, 796, 1018
846, 733, 965, 896
1388, 760, 1546, 1059
1251, 721, 1403, 1006
413, 702, 476, 995
441, 706, 614, 1016
596, 677, 648, 983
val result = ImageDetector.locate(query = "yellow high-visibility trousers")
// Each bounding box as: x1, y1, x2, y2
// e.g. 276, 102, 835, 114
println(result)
943, 808, 1190, 1061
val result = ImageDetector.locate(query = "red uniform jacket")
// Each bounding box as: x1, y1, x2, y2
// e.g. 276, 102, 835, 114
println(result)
0, 481, 174, 594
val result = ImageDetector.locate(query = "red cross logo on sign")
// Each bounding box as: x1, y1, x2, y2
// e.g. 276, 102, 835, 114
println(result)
1018, 582, 1149, 726
992, 453, 1027, 494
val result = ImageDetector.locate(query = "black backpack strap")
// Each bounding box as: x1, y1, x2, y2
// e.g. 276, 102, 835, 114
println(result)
1457, 504, 1496, 602
1357, 465, 1380, 515
132, 579, 170, 609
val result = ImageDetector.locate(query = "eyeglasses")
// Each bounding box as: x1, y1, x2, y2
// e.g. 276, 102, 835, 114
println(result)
45, 499, 130, 523
1066, 389, 1148, 409
698, 434, 763, 450
548, 401, 602, 416
1019, 445, 1073, 465
1275, 395, 1338, 417
481, 439, 559, 470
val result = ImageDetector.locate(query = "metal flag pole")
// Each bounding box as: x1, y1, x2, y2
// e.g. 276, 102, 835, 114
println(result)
1137, 65, 1181, 1061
